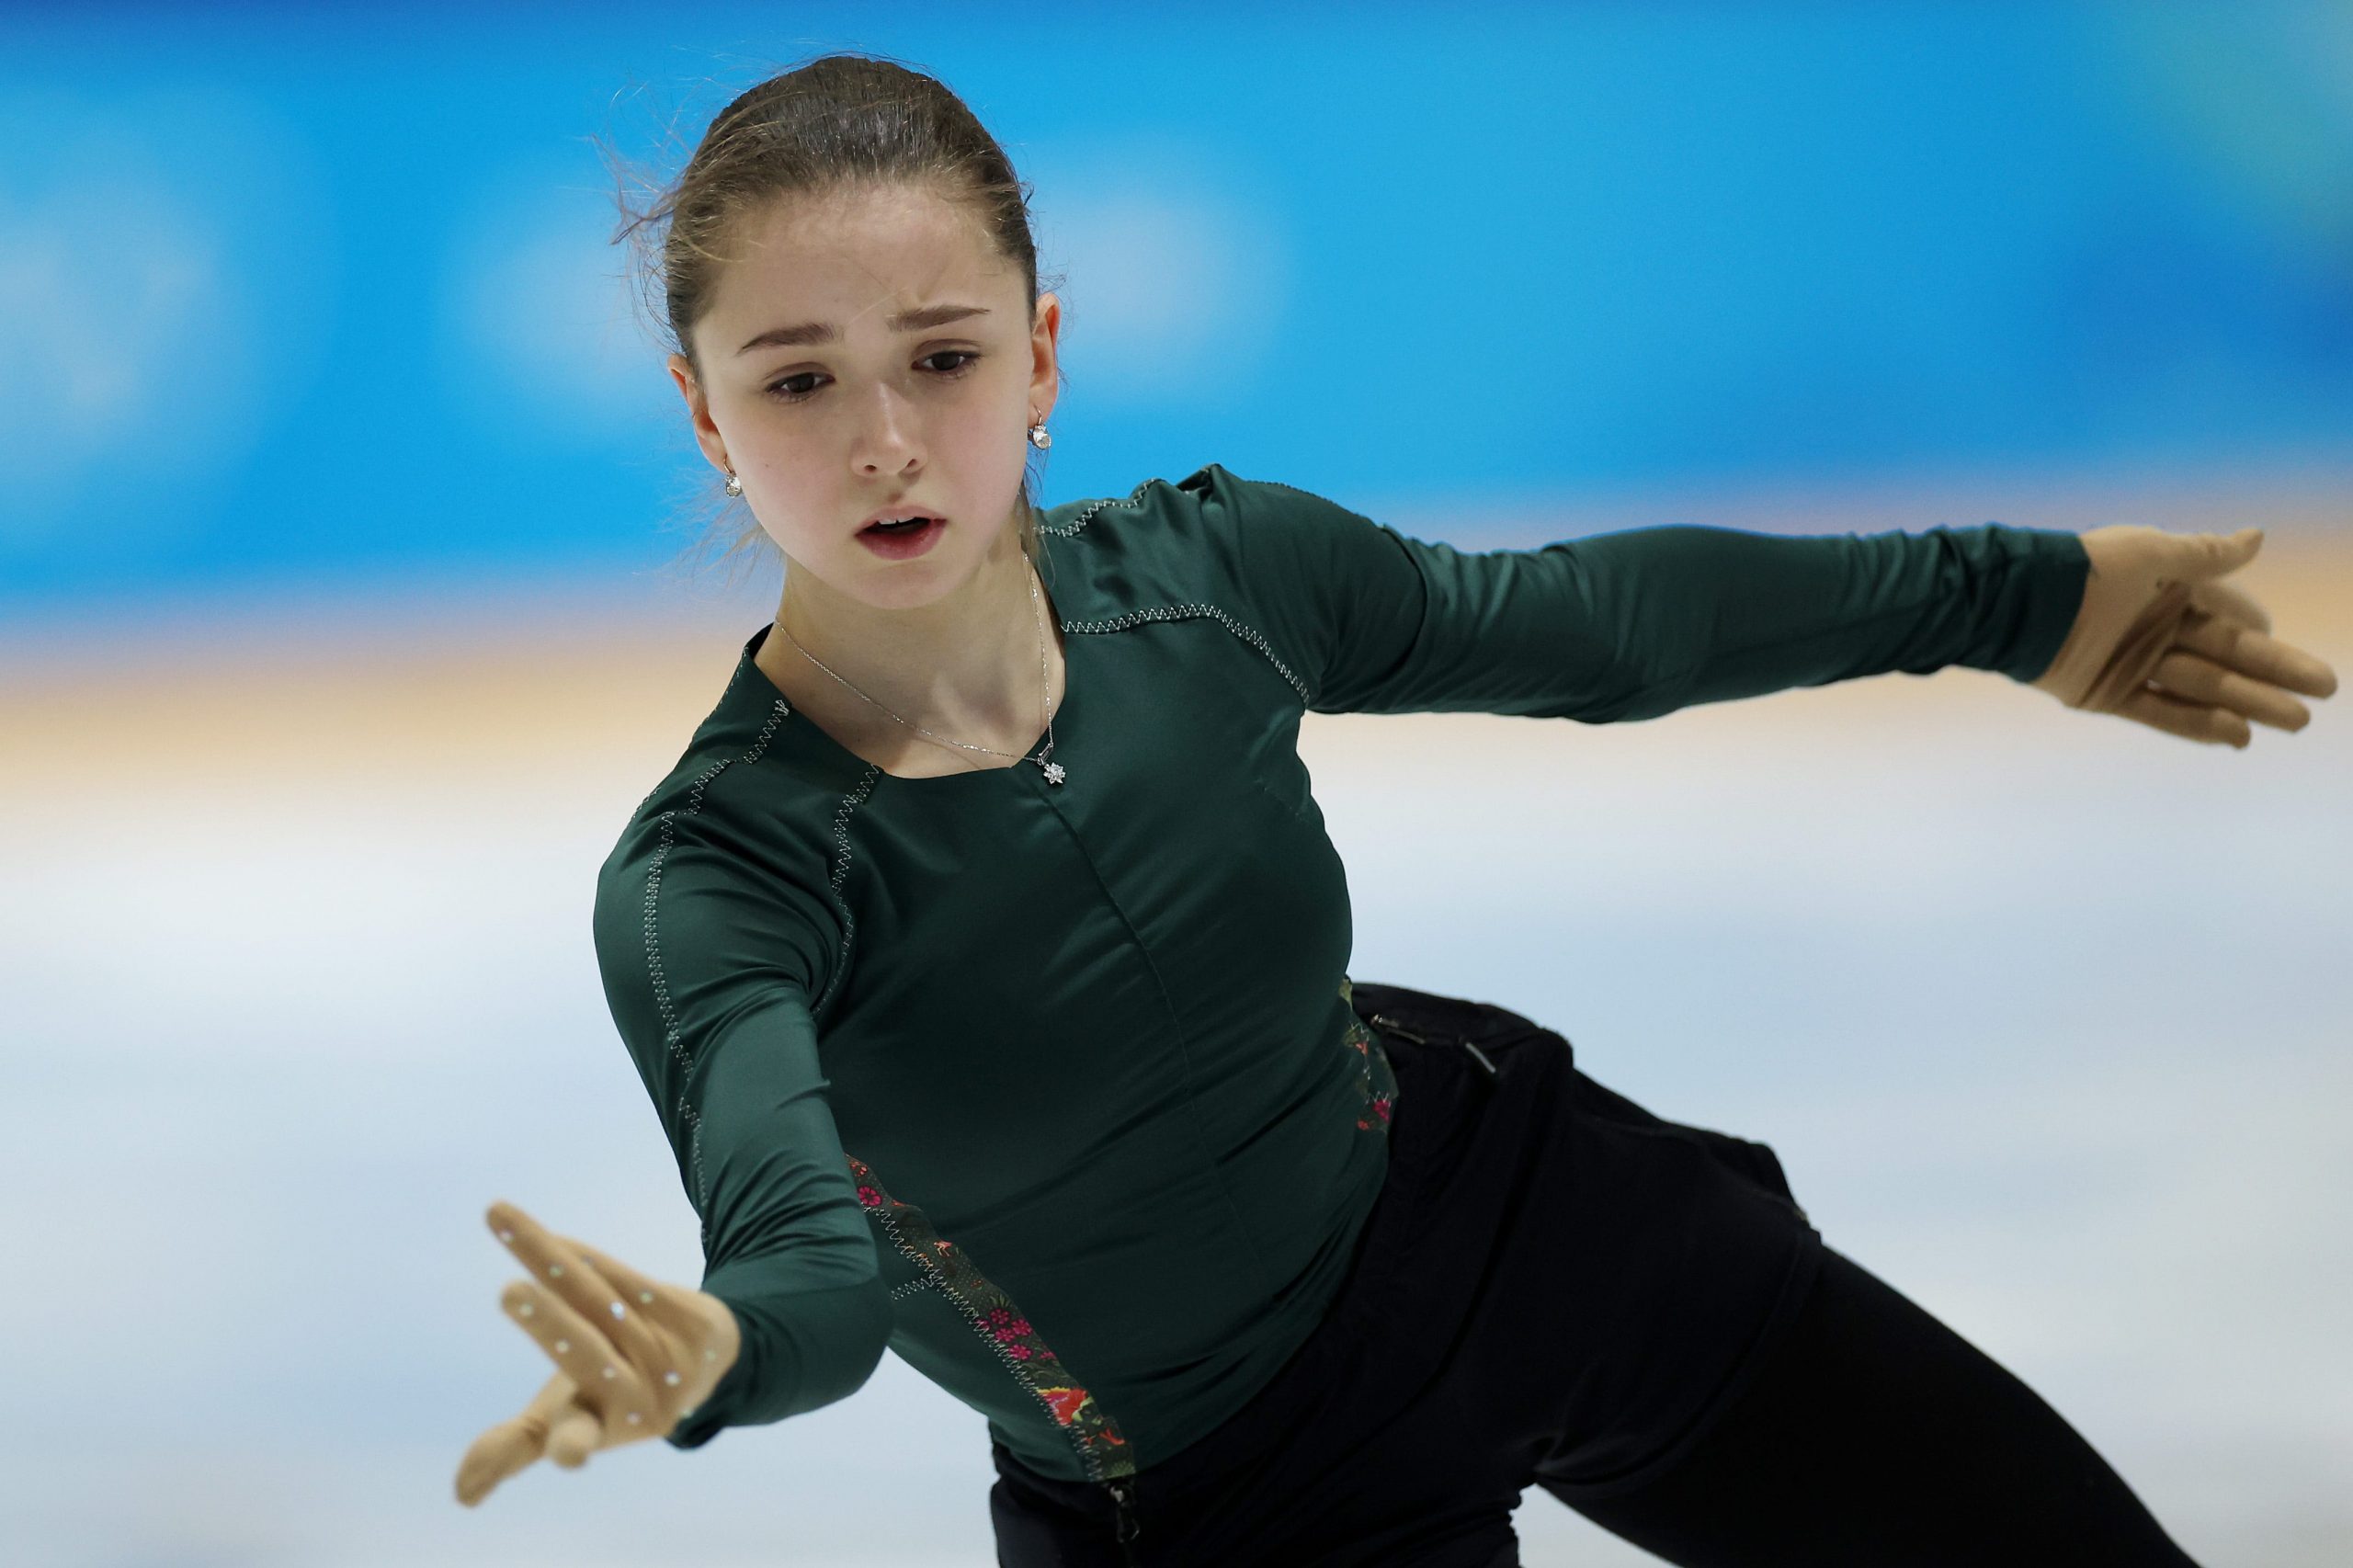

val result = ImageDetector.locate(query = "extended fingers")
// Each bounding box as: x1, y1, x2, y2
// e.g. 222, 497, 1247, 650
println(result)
552, 1234, 691, 1360
489, 1204, 668, 1411
557, 1235, 710, 1413
2178, 599, 2338, 702
2152, 650, 2314, 733
547, 1250, 670, 1399
2117, 682, 2251, 748
501, 1277, 657, 1430
559, 1235, 686, 1332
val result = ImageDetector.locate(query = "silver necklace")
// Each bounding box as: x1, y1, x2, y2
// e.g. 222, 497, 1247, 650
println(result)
776, 555, 1065, 786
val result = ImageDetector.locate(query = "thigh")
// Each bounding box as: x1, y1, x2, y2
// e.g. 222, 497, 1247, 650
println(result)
1536, 1245, 2204, 1568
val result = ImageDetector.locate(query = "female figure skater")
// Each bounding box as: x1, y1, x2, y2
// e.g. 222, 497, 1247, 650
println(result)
452, 52, 2336, 1567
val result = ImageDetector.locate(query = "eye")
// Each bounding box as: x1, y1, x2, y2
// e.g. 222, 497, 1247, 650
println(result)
765, 349, 983, 404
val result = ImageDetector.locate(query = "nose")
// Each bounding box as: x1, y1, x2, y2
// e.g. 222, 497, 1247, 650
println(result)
850, 381, 923, 477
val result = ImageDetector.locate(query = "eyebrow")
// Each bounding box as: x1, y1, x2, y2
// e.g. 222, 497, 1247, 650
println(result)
735, 302, 992, 355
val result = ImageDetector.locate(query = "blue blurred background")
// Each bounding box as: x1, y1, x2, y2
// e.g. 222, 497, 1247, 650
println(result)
5, 1, 2352, 607
3, 6, 2348, 1567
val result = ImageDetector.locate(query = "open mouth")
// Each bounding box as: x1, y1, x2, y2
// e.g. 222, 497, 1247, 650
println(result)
858, 514, 948, 557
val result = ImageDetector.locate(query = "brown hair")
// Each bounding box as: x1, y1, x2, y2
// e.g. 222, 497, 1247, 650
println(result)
604, 51, 1064, 591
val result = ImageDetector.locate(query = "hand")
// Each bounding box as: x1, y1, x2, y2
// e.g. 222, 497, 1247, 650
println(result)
2029, 525, 2337, 747
454, 1200, 742, 1506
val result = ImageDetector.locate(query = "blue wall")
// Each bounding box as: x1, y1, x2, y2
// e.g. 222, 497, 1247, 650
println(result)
5, 2, 2349, 608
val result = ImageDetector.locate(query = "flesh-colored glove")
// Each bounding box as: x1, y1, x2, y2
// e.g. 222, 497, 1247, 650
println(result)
2029, 525, 2338, 748
454, 1201, 742, 1506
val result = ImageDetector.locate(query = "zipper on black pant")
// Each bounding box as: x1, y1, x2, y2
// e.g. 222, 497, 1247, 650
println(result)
1370, 1013, 1497, 1078
1102, 1477, 1142, 1563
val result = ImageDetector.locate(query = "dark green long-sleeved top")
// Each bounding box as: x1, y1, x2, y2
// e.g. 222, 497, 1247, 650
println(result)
591, 463, 2089, 1485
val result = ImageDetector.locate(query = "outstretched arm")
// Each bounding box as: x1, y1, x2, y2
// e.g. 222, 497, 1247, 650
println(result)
1195, 465, 2096, 722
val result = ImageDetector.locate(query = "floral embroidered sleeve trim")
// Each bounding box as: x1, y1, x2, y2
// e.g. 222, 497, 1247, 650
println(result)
844, 1153, 1141, 1484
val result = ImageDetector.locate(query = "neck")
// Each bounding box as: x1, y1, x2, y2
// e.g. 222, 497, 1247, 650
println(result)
773, 519, 1049, 733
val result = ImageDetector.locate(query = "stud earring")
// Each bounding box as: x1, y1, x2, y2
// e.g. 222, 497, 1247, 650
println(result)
723, 469, 744, 497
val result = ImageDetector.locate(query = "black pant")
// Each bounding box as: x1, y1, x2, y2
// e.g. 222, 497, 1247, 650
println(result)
1552, 1242, 2202, 1566
993, 983, 2201, 1566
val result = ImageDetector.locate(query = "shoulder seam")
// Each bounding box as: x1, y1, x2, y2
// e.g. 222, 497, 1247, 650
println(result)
1039, 477, 1156, 537
1062, 601, 1312, 706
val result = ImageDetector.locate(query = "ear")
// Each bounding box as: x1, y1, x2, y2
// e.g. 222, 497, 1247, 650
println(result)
668, 353, 733, 476
1027, 293, 1062, 426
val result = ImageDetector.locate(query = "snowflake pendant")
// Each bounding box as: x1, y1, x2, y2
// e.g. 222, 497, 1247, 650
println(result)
1041, 760, 1066, 786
